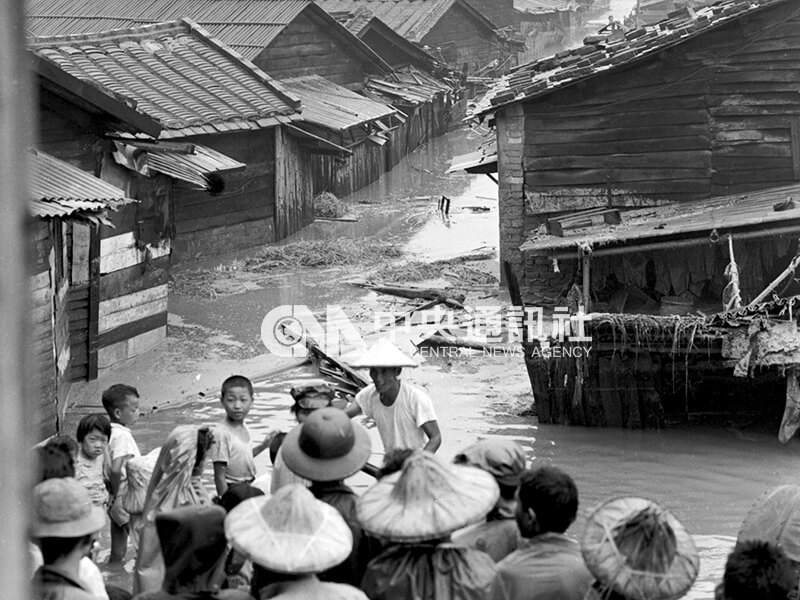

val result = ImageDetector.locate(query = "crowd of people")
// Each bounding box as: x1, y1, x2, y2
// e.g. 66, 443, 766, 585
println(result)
29, 339, 800, 600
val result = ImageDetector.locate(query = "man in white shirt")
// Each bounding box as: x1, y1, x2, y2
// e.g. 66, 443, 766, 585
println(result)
345, 339, 441, 453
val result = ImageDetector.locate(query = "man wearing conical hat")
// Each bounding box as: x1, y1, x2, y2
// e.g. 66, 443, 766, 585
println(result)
357, 451, 499, 600
345, 338, 441, 454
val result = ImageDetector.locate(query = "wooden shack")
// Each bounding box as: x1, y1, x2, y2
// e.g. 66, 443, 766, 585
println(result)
514, 0, 586, 61
30, 19, 312, 262
29, 149, 135, 437
316, 0, 520, 75
467, 0, 800, 433
26, 0, 392, 92
471, 0, 800, 301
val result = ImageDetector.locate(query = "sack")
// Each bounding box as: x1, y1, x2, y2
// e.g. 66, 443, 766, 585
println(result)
123, 449, 159, 515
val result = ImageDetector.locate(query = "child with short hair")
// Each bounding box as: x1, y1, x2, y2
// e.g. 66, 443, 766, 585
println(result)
209, 375, 273, 497
75, 413, 111, 508
101, 383, 141, 564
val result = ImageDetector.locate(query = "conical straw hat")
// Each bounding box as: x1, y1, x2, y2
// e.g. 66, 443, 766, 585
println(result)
739, 485, 800, 563
356, 451, 499, 543
349, 338, 418, 368
225, 484, 352, 574
581, 497, 699, 600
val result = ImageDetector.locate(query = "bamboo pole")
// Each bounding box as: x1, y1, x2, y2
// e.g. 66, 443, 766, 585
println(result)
0, 0, 34, 594
748, 246, 800, 307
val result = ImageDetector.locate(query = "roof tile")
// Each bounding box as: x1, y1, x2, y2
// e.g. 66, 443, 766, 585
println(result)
29, 20, 300, 137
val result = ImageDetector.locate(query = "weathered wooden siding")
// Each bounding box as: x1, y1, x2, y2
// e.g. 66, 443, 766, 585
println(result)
37, 88, 103, 172
276, 127, 314, 240
312, 137, 386, 197
422, 4, 500, 72
173, 130, 277, 260
465, 0, 519, 31
386, 99, 450, 168
31, 220, 57, 438
255, 12, 372, 90
519, 0, 800, 207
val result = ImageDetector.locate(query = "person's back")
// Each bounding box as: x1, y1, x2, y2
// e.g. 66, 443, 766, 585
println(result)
362, 543, 496, 600
490, 467, 591, 600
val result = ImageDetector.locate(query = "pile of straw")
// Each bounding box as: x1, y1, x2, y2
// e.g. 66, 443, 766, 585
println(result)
313, 192, 349, 218
245, 238, 403, 270
371, 252, 497, 287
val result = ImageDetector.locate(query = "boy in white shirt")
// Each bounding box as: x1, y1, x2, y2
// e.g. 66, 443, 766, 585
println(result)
101, 383, 141, 563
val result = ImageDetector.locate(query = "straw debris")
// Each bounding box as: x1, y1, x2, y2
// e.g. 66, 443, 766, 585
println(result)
371, 252, 498, 287
245, 238, 403, 270
313, 192, 349, 218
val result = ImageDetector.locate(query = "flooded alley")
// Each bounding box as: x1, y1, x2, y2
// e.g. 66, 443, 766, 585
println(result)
99, 128, 800, 599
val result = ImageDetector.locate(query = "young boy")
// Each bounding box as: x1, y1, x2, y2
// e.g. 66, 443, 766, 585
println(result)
101, 383, 141, 564
210, 375, 273, 497
75, 414, 111, 509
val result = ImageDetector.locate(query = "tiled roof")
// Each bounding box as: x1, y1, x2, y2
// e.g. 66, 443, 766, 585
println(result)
26, 0, 310, 60
471, 0, 789, 117
29, 149, 134, 221
280, 74, 397, 131
29, 20, 301, 139
520, 182, 800, 256
315, 0, 500, 42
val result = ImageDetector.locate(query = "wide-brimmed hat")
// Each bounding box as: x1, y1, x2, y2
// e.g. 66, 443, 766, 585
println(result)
225, 484, 352, 574
357, 451, 499, 543
454, 439, 527, 487
739, 485, 800, 563
282, 407, 371, 481
349, 338, 418, 369
30, 477, 106, 538
581, 497, 699, 600
290, 380, 335, 410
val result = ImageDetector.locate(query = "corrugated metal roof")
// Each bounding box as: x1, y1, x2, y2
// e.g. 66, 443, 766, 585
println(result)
29, 19, 301, 138
365, 66, 452, 105
316, 0, 493, 42
26, 0, 311, 60
514, 0, 575, 15
280, 74, 397, 131
520, 182, 800, 255
472, 0, 789, 117
29, 148, 134, 220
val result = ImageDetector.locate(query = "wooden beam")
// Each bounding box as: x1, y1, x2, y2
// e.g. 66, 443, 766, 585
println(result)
791, 117, 800, 180
0, 0, 34, 596
88, 227, 100, 380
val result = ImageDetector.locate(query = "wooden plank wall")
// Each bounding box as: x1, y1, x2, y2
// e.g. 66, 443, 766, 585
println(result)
256, 12, 373, 90
312, 137, 387, 197
520, 0, 800, 206
31, 220, 57, 438
276, 127, 315, 240
173, 130, 277, 259
422, 5, 501, 73
464, 0, 520, 30
37, 88, 104, 172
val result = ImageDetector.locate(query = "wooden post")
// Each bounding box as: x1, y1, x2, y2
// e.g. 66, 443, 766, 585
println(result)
0, 0, 34, 595
582, 252, 591, 311
87, 228, 100, 380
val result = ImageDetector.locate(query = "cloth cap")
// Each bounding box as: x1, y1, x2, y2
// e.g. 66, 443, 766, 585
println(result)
738, 485, 800, 563
282, 407, 371, 481
225, 484, 352, 574
581, 497, 699, 600
349, 338, 418, 368
357, 451, 499, 543
290, 380, 335, 410
30, 477, 106, 538
454, 439, 526, 487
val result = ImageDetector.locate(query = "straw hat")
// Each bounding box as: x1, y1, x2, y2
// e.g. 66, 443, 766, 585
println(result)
349, 338, 418, 369
357, 451, 499, 543
454, 439, 527, 487
30, 478, 106, 538
282, 407, 371, 481
581, 497, 699, 600
225, 484, 352, 574
739, 485, 800, 563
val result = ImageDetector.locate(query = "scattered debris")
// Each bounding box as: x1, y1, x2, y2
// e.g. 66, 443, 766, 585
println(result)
245, 239, 403, 270
369, 252, 498, 287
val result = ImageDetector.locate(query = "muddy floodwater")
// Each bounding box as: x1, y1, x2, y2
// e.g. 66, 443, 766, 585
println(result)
128, 129, 800, 598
